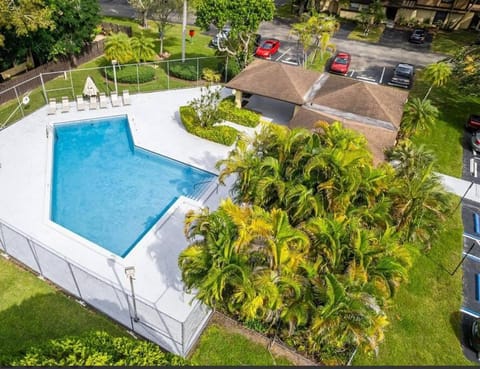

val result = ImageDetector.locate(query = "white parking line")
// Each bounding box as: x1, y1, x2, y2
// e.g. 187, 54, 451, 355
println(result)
356, 76, 377, 82
379, 67, 386, 84
276, 47, 291, 62
347, 70, 355, 77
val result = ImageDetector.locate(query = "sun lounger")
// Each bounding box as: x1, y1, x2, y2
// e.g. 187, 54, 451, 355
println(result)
47, 98, 56, 115
99, 92, 108, 108
89, 96, 98, 110
122, 90, 131, 105
61, 96, 70, 113
76, 95, 86, 111
111, 92, 121, 107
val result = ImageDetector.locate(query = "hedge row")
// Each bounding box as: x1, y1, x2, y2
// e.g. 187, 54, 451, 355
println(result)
169, 63, 198, 81
103, 65, 155, 83
219, 98, 261, 128
179, 106, 238, 146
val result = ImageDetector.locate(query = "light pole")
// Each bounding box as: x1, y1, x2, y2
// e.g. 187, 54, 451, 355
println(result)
112, 59, 118, 94
181, 0, 187, 62
125, 266, 139, 322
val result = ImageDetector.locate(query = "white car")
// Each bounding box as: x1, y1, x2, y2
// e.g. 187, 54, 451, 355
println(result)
211, 26, 231, 48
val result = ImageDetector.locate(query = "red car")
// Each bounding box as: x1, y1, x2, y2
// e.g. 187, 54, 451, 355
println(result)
329, 52, 351, 75
255, 39, 280, 58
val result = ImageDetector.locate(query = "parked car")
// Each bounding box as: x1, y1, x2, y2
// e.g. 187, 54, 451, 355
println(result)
255, 39, 280, 59
253, 33, 262, 47
466, 114, 480, 131
211, 26, 231, 48
469, 318, 480, 354
329, 52, 351, 75
409, 29, 426, 44
388, 63, 415, 89
472, 131, 480, 153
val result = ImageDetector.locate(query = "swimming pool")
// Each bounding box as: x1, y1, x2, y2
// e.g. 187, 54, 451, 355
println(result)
51, 115, 216, 257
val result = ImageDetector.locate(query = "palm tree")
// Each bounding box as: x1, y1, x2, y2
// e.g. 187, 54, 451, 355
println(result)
423, 61, 452, 101
104, 32, 133, 64
400, 97, 439, 138
130, 33, 157, 62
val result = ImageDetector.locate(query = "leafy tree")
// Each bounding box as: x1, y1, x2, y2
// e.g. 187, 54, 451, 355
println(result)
400, 97, 439, 138
187, 86, 222, 128
104, 32, 133, 64
10, 331, 188, 365
152, 0, 182, 55
422, 61, 452, 101
450, 45, 479, 96
194, 0, 275, 67
128, 0, 157, 28
355, 0, 385, 35
0, 0, 54, 47
130, 33, 156, 62
290, 12, 339, 67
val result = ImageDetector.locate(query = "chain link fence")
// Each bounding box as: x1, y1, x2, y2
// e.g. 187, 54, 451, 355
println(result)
0, 219, 211, 356
0, 55, 229, 129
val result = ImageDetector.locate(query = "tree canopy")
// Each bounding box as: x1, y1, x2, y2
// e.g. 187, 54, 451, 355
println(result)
179, 122, 451, 363
194, 0, 275, 66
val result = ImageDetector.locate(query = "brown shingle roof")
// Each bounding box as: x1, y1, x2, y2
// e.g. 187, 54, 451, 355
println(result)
310, 74, 409, 129
225, 59, 323, 105
289, 106, 398, 165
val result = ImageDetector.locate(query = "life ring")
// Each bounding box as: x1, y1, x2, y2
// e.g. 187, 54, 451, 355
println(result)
22, 96, 30, 105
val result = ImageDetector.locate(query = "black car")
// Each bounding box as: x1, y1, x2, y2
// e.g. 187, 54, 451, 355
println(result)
469, 319, 480, 354
388, 63, 415, 89
409, 29, 426, 44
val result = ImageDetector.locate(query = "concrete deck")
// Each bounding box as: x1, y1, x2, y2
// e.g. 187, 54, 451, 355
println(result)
0, 87, 257, 346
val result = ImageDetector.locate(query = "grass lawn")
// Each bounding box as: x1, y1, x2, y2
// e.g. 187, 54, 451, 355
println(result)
0, 257, 128, 364
354, 201, 472, 365
347, 24, 385, 43
409, 70, 480, 177
190, 323, 292, 365
431, 30, 478, 55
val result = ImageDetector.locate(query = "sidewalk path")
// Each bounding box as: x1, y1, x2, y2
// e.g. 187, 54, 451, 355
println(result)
440, 173, 480, 203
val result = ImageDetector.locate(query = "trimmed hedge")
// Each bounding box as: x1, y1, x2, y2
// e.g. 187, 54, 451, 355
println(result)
219, 98, 261, 128
179, 106, 238, 146
103, 65, 155, 83
169, 63, 198, 81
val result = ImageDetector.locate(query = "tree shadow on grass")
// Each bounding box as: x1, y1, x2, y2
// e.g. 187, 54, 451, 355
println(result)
0, 292, 125, 365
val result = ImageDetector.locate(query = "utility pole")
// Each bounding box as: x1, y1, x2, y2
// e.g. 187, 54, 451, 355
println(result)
181, 0, 187, 62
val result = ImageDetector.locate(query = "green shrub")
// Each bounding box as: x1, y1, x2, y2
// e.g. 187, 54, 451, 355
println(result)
10, 331, 188, 366
179, 106, 238, 146
103, 65, 155, 83
169, 63, 198, 81
219, 59, 241, 81
219, 98, 261, 127
202, 67, 222, 83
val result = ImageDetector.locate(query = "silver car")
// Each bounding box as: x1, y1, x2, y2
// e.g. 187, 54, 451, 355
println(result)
211, 26, 231, 48
471, 131, 480, 153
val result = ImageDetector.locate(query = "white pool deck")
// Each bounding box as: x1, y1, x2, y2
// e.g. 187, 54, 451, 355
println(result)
0, 87, 261, 344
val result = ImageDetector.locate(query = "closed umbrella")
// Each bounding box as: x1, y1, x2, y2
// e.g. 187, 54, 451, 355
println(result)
83, 76, 99, 97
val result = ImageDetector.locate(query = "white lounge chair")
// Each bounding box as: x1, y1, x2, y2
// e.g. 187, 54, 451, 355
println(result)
89, 96, 98, 110
61, 96, 70, 113
47, 98, 56, 115
111, 92, 121, 107
99, 92, 108, 108
122, 90, 131, 105
76, 95, 86, 111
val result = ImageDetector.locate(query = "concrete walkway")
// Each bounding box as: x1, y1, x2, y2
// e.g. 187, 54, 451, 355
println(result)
440, 173, 480, 203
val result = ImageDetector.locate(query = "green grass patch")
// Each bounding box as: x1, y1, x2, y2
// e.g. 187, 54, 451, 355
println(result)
0, 258, 127, 364
408, 69, 480, 177
431, 30, 478, 55
347, 24, 385, 43
275, 0, 298, 20
354, 200, 472, 365
190, 323, 292, 365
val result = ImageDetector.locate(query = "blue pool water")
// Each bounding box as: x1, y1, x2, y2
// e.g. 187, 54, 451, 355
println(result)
51, 115, 216, 257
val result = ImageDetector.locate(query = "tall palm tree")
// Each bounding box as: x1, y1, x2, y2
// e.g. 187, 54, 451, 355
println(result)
400, 97, 439, 138
130, 33, 157, 62
104, 32, 133, 64
423, 61, 452, 101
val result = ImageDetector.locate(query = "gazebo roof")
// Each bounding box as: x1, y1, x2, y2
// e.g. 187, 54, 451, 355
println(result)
225, 59, 323, 105
311, 74, 409, 130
